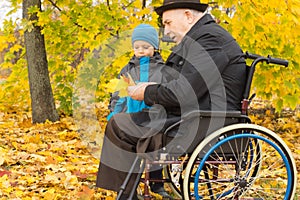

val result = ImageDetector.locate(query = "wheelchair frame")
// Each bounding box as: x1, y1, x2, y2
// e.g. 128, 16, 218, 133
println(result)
117, 52, 297, 200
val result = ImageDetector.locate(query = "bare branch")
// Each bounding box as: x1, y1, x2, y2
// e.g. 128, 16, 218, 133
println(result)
47, 0, 62, 12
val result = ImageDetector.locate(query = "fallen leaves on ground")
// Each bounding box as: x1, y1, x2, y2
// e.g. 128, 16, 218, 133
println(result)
0, 112, 115, 200
249, 101, 300, 199
0, 100, 299, 199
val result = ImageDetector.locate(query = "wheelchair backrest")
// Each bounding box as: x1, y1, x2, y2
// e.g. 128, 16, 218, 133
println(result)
241, 52, 288, 115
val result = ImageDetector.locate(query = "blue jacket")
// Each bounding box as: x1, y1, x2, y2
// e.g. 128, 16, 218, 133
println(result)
107, 53, 164, 120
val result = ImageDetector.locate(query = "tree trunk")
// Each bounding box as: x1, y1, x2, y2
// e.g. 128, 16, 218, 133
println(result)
23, 0, 59, 123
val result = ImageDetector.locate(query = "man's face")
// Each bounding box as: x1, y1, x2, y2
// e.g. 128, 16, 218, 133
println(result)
162, 9, 190, 44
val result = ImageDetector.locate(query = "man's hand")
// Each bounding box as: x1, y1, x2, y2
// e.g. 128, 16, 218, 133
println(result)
127, 82, 156, 101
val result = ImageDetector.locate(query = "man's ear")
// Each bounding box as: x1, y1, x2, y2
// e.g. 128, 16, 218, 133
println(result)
184, 9, 194, 24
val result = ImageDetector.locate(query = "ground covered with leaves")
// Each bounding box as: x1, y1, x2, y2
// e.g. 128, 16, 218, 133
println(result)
0, 113, 114, 199
0, 103, 299, 199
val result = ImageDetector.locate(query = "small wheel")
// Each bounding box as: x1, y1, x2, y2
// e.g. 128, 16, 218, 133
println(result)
183, 124, 297, 200
136, 185, 144, 200
164, 161, 183, 198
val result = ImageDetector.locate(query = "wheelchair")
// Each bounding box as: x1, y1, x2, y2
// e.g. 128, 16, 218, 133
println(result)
117, 52, 297, 200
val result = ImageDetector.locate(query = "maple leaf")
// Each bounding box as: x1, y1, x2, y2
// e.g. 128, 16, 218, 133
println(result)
0, 170, 11, 177
106, 74, 135, 97
43, 188, 59, 200
78, 185, 95, 200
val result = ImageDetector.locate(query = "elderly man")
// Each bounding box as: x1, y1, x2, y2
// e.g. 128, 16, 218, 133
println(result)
96, 0, 247, 199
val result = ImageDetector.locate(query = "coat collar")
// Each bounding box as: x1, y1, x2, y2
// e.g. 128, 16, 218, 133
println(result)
191, 14, 215, 31
170, 14, 215, 55
128, 52, 164, 66
183, 14, 215, 42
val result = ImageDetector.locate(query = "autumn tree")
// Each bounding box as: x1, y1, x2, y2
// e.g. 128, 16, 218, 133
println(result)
213, 0, 300, 111
23, 0, 59, 123
0, 0, 299, 117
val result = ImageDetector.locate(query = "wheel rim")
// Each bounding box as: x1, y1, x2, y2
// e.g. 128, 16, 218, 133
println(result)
194, 134, 292, 200
183, 124, 297, 200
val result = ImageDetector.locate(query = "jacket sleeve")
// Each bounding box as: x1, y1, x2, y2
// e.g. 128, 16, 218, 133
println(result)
108, 91, 120, 112
144, 34, 229, 112
107, 96, 127, 120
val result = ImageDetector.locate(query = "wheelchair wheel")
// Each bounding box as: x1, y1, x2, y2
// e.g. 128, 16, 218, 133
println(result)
183, 124, 297, 200
164, 161, 183, 198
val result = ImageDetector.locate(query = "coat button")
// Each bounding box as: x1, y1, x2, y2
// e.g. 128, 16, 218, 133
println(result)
179, 60, 184, 65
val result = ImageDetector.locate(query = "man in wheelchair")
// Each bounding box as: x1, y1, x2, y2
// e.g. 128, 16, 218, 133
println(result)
96, 0, 247, 199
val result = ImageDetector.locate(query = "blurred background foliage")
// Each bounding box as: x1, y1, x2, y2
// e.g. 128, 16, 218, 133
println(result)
0, 0, 299, 115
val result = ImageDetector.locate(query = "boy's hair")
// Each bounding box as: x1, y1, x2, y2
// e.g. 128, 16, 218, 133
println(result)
131, 24, 159, 49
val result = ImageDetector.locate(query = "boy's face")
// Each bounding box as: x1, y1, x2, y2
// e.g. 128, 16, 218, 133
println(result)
133, 41, 155, 58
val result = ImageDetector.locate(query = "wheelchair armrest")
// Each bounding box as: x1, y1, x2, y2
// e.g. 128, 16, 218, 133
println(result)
181, 110, 243, 120
164, 110, 248, 135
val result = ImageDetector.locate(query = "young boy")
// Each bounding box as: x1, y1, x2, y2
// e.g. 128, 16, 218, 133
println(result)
107, 24, 164, 120
106, 24, 171, 198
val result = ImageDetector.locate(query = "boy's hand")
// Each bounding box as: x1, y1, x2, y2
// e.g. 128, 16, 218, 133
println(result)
128, 82, 156, 101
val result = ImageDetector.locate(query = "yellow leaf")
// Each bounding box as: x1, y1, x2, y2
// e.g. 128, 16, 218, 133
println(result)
0, 157, 4, 166
105, 78, 118, 93
78, 186, 95, 200
107, 73, 135, 97
106, 76, 130, 97
15, 190, 24, 197
45, 173, 60, 184
46, 156, 57, 164
44, 188, 58, 200
25, 176, 36, 184
12, 142, 18, 150
114, 78, 128, 91
61, 14, 70, 24
118, 87, 128, 98
64, 171, 78, 189
9, 44, 23, 53
0, 175, 10, 188
124, 73, 136, 86
28, 133, 41, 144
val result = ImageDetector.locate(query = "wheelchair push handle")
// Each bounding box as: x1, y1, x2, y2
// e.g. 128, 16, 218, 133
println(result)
267, 55, 289, 67
245, 51, 289, 67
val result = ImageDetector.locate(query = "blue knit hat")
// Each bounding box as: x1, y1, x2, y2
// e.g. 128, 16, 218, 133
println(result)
131, 24, 159, 49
